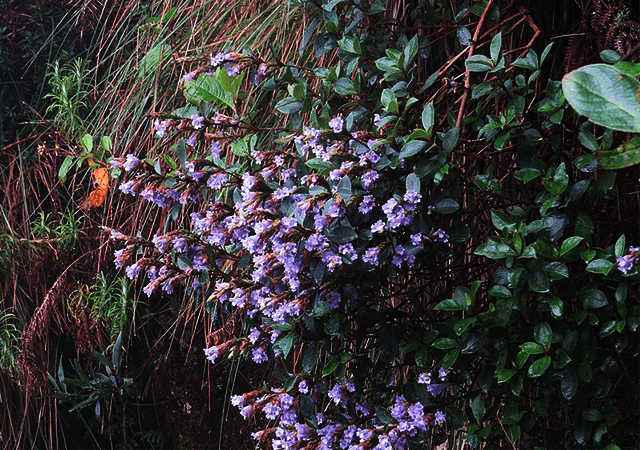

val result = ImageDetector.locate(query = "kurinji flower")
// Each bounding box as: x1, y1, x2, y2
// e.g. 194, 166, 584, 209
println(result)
211, 52, 225, 67
123, 154, 140, 171
204, 345, 219, 363
618, 255, 635, 274
183, 71, 197, 82
226, 63, 241, 76
252, 347, 268, 363
372, 220, 386, 233
231, 395, 244, 408
154, 119, 169, 137
210, 140, 223, 158
339, 242, 358, 261
240, 405, 254, 419
249, 327, 261, 344
328, 384, 344, 404
361, 170, 380, 190
374, 113, 383, 127
426, 383, 447, 396
125, 263, 141, 279
325, 292, 341, 308
418, 373, 431, 384
186, 134, 197, 147
119, 180, 136, 196
432, 229, 449, 243
191, 113, 205, 129
173, 237, 189, 253
404, 189, 422, 205
152, 234, 170, 253
362, 247, 380, 265
434, 411, 446, 423
298, 380, 309, 394
263, 402, 281, 419
329, 117, 344, 133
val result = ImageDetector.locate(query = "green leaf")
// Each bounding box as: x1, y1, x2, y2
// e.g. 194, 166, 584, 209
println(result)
58, 155, 76, 183
405, 173, 420, 191
559, 236, 583, 256
599, 136, 640, 169
138, 44, 171, 78
432, 338, 459, 349
185, 73, 235, 109
561, 369, 578, 399
327, 226, 358, 243
100, 135, 112, 151
475, 242, 516, 259
334, 77, 358, 95
534, 322, 552, 350
276, 97, 303, 114
490, 32, 502, 63
442, 127, 459, 152
303, 342, 319, 373
433, 198, 459, 214
586, 259, 615, 275
497, 369, 516, 383
615, 234, 626, 257
465, 54, 493, 72
521, 342, 544, 355
422, 102, 435, 137
338, 35, 362, 54
274, 334, 295, 358
528, 356, 551, 378
80, 134, 93, 153
562, 64, 640, 132
400, 140, 427, 159
472, 395, 485, 422
441, 348, 460, 370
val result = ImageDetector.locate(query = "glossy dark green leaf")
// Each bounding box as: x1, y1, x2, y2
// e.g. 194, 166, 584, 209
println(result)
497, 368, 516, 383
534, 322, 552, 350
582, 408, 603, 422
528, 356, 551, 378
472, 394, 485, 422
561, 368, 578, 399
521, 342, 544, 354
562, 64, 640, 132
400, 140, 427, 159
599, 137, 640, 169
475, 242, 516, 259
275, 97, 303, 114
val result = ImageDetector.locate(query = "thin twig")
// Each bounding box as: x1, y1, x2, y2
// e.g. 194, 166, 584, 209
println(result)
456, 0, 495, 129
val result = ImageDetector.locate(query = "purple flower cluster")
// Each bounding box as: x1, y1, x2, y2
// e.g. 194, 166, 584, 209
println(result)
111, 47, 460, 450
617, 246, 639, 274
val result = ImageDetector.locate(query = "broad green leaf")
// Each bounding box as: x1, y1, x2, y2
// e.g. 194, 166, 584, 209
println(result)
534, 322, 552, 350
138, 44, 171, 78
562, 64, 640, 132
276, 97, 303, 114
433, 198, 459, 214
528, 356, 551, 378
586, 259, 615, 275
561, 369, 578, 399
185, 74, 234, 109
472, 395, 485, 422
475, 242, 515, 259
400, 140, 427, 159
422, 102, 434, 137
58, 155, 76, 183
599, 137, 640, 169
465, 54, 493, 72
405, 173, 420, 191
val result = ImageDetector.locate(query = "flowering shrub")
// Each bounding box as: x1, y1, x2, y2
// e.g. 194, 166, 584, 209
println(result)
110, 1, 639, 449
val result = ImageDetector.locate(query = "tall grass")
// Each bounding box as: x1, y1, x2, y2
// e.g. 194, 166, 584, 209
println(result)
1, 0, 310, 448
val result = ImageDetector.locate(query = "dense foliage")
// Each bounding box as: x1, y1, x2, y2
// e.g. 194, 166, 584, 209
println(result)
107, 0, 640, 449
